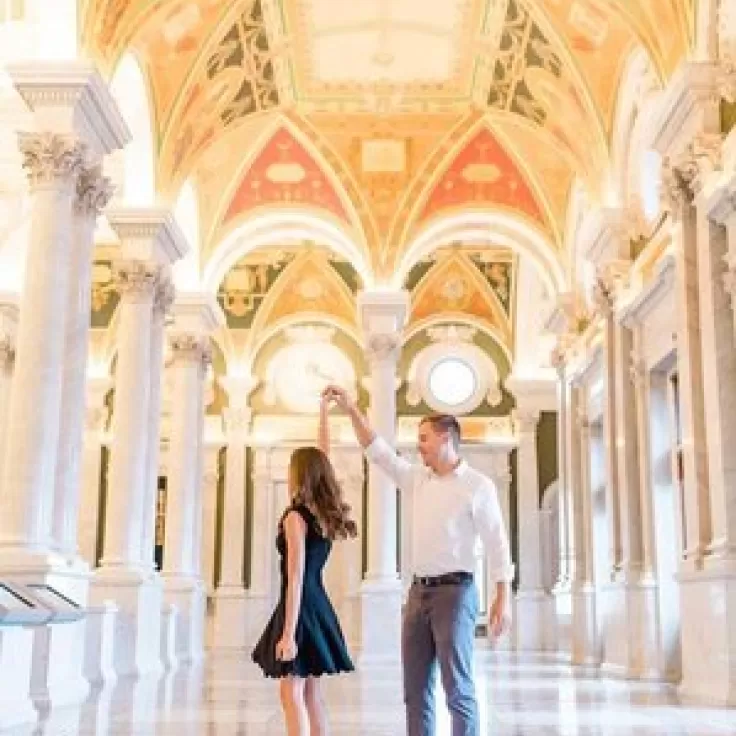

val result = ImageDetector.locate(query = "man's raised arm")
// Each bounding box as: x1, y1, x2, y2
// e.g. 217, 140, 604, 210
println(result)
322, 385, 414, 491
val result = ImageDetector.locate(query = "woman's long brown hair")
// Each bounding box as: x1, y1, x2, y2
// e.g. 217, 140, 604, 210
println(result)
289, 447, 358, 540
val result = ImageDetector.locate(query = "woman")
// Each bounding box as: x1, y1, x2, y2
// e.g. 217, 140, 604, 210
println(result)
252, 396, 357, 735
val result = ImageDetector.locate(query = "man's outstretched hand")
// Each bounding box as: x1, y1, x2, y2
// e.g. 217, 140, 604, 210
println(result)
321, 385, 352, 411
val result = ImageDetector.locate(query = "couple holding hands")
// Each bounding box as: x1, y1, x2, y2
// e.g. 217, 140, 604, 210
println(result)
252, 384, 513, 736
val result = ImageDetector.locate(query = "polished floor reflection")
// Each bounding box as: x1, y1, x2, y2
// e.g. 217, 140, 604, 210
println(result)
5, 647, 736, 735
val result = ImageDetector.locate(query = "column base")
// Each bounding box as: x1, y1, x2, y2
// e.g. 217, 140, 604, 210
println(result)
600, 576, 661, 680
161, 574, 207, 662
211, 587, 273, 650
514, 589, 556, 651
0, 551, 91, 712
0, 626, 37, 730
571, 582, 600, 669
89, 567, 164, 678
676, 563, 736, 705
357, 578, 402, 666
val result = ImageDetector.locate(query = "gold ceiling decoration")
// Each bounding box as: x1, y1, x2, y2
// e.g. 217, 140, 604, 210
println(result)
82, 0, 695, 289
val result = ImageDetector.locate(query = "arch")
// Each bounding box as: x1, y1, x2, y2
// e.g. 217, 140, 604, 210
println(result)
109, 51, 155, 206
393, 210, 566, 296
172, 177, 201, 290
245, 313, 362, 375
203, 208, 373, 294
609, 47, 662, 212
403, 315, 513, 365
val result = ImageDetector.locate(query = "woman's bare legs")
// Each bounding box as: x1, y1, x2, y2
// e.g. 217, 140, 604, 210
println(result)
279, 677, 309, 736
305, 676, 329, 735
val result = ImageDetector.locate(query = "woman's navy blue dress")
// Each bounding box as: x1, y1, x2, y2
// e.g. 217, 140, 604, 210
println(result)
252, 503, 354, 678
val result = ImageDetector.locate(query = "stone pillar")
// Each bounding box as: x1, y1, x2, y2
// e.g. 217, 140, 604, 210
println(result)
592, 279, 622, 576
0, 303, 18, 492
602, 318, 659, 678
702, 183, 736, 564
1, 61, 128, 712
212, 375, 257, 650
140, 279, 174, 571
76, 377, 112, 567
90, 210, 187, 678
0, 133, 85, 557
0, 63, 127, 572
661, 155, 712, 569
570, 389, 598, 668
162, 295, 221, 662
201, 444, 222, 594
357, 290, 408, 664
514, 409, 551, 650
551, 349, 572, 591
52, 165, 113, 560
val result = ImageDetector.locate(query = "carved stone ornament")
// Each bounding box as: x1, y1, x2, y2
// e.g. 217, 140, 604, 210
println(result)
169, 332, 211, 366
662, 135, 723, 215
629, 352, 646, 389
365, 332, 401, 365
74, 165, 114, 218
18, 132, 85, 190
513, 409, 539, 435
225, 406, 252, 435
0, 333, 15, 367
153, 277, 176, 317
112, 259, 161, 301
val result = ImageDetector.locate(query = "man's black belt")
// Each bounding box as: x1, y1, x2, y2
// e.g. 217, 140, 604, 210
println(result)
413, 571, 473, 587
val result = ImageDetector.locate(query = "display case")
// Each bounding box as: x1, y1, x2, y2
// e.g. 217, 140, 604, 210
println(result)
0, 583, 53, 626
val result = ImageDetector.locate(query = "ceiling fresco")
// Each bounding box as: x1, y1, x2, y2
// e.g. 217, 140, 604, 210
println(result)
82, 0, 695, 357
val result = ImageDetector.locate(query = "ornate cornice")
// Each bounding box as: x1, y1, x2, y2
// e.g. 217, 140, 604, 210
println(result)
18, 132, 85, 190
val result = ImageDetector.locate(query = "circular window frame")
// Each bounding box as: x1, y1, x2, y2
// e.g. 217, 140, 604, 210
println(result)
427, 357, 478, 409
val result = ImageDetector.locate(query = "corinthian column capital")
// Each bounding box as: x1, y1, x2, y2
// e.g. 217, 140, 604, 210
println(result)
112, 259, 161, 302
74, 164, 114, 218
18, 131, 86, 190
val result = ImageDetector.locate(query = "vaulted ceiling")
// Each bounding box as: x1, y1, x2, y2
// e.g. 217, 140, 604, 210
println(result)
81, 0, 693, 284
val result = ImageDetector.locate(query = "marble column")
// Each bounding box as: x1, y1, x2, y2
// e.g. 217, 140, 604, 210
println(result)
592, 282, 622, 576
0, 303, 18, 493
140, 279, 175, 571
570, 389, 598, 668
661, 156, 711, 569
162, 299, 219, 662
603, 320, 659, 678
0, 134, 85, 557
212, 375, 257, 650
357, 290, 407, 664
702, 184, 736, 565
514, 409, 551, 650
201, 445, 223, 594
52, 165, 113, 560
0, 63, 128, 575
91, 210, 187, 678
76, 377, 112, 567
551, 350, 572, 591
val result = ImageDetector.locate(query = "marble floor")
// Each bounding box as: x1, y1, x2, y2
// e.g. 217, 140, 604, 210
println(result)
6, 647, 736, 735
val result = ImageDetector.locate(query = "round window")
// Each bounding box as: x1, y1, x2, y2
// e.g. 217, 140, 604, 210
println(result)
428, 357, 477, 407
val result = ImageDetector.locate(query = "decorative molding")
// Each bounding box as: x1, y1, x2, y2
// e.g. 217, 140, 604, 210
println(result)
106, 208, 189, 264
169, 333, 212, 367
74, 164, 113, 218
513, 409, 540, 435
154, 277, 176, 318
365, 332, 401, 365
224, 406, 253, 436
618, 252, 676, 328
112, 259, 161, 302
18, 132, 85, 190
629, 351, 647, 390
8, 61, 130, 156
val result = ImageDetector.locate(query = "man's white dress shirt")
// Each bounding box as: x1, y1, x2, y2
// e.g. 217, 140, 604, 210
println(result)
365, 436, 514, 582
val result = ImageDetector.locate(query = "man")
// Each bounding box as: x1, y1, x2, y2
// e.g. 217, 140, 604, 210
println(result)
322, 385, 513, 736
